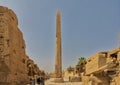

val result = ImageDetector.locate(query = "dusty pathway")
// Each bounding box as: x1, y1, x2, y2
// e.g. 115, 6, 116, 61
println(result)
45, 78, 82, 85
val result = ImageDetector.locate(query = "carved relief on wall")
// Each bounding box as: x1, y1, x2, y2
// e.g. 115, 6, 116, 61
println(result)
0, 45, 4, 52
0, 17, 9, 56
0, 18, 7, 26
0, 18, 8, 33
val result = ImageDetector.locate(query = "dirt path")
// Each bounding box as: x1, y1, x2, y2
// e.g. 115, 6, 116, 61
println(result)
45, 78, 82, 85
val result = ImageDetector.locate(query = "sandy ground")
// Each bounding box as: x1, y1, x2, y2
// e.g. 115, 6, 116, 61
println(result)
45, 78, 82, 85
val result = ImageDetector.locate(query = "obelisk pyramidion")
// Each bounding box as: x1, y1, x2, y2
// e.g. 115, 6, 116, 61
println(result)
54, 10, 63, 82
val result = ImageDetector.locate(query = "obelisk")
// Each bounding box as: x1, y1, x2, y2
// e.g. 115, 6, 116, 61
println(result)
54, 10, 63, 82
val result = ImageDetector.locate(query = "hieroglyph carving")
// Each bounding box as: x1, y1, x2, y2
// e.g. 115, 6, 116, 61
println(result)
0, 17, 8, 58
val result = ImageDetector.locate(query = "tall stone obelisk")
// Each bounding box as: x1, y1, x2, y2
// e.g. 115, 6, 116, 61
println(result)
54, 10, 63, 82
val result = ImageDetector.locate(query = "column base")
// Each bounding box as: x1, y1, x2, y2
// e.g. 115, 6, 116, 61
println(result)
54, 78, 64, 83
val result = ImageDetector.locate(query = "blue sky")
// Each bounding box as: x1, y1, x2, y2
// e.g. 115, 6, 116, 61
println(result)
0, 0, 120, 72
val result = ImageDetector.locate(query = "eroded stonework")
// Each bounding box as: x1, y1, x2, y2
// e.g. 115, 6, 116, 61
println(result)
0, 6, 41, 85
82, 48, 120, 85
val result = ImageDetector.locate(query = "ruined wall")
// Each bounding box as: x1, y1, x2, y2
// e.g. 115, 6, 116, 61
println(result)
85, 52, 107, 75
83, 48, 120, 85
0, 6, 40, 85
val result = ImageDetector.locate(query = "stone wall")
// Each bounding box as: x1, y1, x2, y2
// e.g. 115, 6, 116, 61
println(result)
0, 6, 41, 85
83, 48, 120, 85
85, 52, 107, 75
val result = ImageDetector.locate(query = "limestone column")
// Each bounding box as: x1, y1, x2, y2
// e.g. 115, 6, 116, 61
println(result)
54, 10, 63, 82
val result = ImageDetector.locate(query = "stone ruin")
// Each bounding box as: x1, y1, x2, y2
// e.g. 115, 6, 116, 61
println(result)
0, 6, 41, 85
82, 48, 120, 85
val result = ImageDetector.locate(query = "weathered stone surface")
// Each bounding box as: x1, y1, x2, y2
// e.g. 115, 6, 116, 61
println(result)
0, 6, 41, 84
86, 52, 107, 75
54, 10, 63, 82
83, 48, 120, 85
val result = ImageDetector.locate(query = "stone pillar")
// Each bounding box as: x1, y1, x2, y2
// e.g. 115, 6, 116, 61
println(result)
54, 10, 63, 83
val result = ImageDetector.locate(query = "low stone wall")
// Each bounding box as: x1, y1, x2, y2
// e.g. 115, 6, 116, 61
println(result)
69, 76, 81, 82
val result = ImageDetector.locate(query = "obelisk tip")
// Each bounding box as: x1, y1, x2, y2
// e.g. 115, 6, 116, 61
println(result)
57, 10, 61, 15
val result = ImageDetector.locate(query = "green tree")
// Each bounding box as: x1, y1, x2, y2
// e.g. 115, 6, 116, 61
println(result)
76, 57, 86, 73
67, 66, 74, 73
